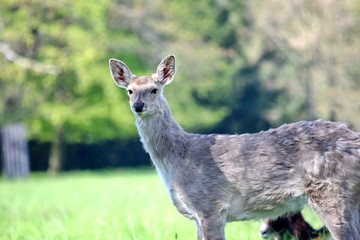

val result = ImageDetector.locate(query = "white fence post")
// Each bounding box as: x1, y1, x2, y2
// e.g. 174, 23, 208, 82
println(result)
1, 123, 30, 179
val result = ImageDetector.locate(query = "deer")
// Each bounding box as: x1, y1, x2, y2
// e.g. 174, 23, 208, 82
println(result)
259, 212, 329, 240
109, 55, 360, 240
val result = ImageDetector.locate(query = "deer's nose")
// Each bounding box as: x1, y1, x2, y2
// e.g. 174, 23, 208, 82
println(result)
134, 103, 145, 112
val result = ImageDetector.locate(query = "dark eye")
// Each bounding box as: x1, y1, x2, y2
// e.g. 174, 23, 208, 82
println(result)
127, 89, 133, 95
151, 89, 158, 94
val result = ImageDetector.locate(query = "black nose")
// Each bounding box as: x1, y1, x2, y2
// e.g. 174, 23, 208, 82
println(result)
133, 103, 144, 112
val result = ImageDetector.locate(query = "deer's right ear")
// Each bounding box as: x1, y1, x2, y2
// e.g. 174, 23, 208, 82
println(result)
109, 59, 136, 88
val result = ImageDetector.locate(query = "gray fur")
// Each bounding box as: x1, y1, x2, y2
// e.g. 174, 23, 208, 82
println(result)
109, 55, 360, 240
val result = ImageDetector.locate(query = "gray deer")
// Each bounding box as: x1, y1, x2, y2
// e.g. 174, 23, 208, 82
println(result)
109, 55, 360, 240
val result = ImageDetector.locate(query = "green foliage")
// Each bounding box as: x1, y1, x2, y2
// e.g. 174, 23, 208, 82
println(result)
1, 0, 359, 146
0, 0, 136, 142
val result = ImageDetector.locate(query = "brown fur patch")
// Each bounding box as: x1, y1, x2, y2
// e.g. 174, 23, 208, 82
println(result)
130, 76, 155, 85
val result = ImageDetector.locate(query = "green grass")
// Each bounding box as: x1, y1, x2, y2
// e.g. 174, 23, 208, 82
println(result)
0, 169, 323, 240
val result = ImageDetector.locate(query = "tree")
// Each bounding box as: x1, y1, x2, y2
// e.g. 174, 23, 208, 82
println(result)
0, 0, 136, 174
247, 0, 360, 127
0, 0, 235, 173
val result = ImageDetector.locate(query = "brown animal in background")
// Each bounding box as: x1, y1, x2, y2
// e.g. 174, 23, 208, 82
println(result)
109, 55, 360, 240
260, 212, 329, 239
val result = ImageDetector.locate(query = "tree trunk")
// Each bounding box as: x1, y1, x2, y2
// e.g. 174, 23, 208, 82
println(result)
47, 125, 64, 175
302, 63, 315, 120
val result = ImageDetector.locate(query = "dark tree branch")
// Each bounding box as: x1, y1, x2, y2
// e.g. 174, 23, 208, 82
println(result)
0, 41, 60, 75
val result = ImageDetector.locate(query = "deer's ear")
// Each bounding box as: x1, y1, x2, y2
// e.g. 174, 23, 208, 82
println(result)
109, 59, 136, 88
156, 55, 176, 85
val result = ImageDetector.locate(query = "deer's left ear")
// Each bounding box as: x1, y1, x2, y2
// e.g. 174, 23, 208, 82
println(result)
156, 55, 176, 85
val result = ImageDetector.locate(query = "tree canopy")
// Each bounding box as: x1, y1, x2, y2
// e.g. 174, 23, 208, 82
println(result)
1, 0, 360, 145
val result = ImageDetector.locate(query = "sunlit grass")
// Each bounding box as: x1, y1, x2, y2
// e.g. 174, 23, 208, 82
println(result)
1, 169, 323, 240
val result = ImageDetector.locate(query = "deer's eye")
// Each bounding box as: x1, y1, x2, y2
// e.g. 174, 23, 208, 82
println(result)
151, 89, 158, 94
127, 89, 133, 95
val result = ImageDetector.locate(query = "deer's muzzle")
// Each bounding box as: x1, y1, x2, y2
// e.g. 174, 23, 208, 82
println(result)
133, 103, 145, 113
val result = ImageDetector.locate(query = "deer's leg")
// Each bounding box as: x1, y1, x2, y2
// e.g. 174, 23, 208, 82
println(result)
195, 220, 204, 240
310, 203, 360, 240
307, 183, 360, 240
195, 214, 226, 240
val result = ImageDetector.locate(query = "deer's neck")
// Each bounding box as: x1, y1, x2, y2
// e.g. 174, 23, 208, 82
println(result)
135, 103, 187, 162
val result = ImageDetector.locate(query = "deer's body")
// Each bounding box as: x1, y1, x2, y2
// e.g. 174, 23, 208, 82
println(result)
109, 55, 360, 240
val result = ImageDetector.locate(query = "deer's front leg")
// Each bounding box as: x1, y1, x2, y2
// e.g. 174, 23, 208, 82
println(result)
196, 214, 226, 240
196, 220, 203, 240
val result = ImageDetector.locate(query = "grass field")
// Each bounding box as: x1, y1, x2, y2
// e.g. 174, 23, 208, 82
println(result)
0, 168, 324, 240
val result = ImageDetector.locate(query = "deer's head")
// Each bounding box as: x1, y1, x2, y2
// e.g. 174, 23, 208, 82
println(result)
109, 55, 176, 118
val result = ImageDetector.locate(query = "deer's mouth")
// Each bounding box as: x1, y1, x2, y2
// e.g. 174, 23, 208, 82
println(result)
135, 111, 147, 116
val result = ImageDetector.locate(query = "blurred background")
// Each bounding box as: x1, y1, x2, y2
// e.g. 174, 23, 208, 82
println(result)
1, 0, 360, 176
